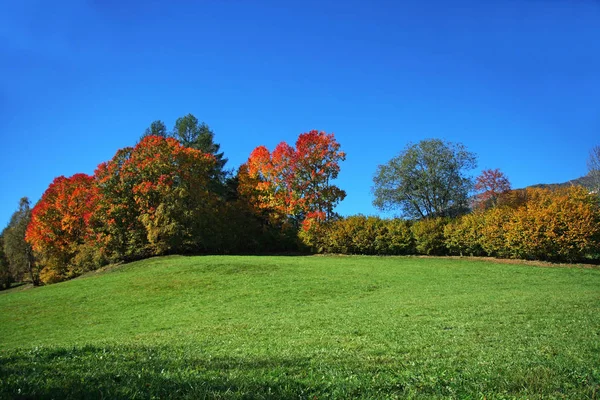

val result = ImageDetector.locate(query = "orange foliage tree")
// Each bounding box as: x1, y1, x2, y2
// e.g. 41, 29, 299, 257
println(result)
94, 136, 219, 260
25, 174, 99, 283
241, 130, 346, 229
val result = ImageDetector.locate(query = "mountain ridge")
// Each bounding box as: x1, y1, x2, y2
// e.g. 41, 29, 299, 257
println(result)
526, 173, 597, 191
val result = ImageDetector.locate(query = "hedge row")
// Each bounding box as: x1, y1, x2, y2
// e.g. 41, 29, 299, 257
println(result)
301, 186, 600, 263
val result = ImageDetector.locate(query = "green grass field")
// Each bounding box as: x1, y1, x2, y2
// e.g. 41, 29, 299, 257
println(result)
1, 255, 599, 399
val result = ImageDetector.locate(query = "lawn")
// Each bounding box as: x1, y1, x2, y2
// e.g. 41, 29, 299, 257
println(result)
1, 255, 599, 399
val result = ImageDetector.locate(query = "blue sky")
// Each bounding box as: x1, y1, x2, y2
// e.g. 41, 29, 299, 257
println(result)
1, 0, 599, 228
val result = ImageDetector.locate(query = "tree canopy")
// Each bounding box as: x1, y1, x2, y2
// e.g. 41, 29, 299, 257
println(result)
141, 120, 169, 139
173, 114, 227, 172
242, 130, 346, 227
26, 175, 98, 283
94, 136, 219, 260
372, 139, 477, 219
0, 233, 10, 289
474, 168, 511, 209
3, 198, 38, 285
12, 121, 600, 285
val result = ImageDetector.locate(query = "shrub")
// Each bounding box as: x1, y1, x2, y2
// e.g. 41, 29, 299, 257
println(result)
479, 206, 513, 258
473, 187, 600, 262
326, 215, 379, 255
303, 188, 599, 262
39, 266, 65, 285
350, 216, 384, 255
298, 215, 329, 254
300, 216, 415, 255
444, 213, 485, 256
504, 187, 600, 262
380, 219, 414, 255
69, 242, 107, 276
411, 218, 449, 256
324, 218, 351, 254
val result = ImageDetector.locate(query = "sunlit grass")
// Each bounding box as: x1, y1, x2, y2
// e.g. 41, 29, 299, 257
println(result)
1, 255, 599, 398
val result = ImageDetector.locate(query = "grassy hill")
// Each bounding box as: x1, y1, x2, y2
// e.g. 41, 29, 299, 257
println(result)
1, 255, 599, 399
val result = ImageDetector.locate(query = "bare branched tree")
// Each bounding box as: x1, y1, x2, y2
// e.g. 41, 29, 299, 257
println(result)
588, 145, 600, 192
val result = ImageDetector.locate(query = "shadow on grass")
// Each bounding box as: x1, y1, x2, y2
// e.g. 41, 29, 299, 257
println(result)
0, 345, 333, 399
0, 282, 32, 294
2, 344, 599, 399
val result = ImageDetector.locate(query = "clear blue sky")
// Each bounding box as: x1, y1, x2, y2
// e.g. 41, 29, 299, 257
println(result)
1, 0, 599, 228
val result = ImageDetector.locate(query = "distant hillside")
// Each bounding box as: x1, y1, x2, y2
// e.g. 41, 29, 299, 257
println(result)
528, 173, 597, 191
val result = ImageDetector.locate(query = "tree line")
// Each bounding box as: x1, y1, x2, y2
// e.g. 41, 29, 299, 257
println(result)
302, 186, 599, 262
1, 119, 599, 288
301, 140, 599, 262
1, 115, 346, 286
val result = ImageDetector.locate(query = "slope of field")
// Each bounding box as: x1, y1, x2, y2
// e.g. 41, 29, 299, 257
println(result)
1, 255, 599, 399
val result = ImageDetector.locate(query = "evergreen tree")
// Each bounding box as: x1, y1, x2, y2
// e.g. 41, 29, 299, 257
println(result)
173, 114, 229, 193
141, 120, 169, 139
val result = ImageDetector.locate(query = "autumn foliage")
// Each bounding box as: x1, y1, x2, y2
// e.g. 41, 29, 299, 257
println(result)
25, 131, 346, 284
22, 127, 600, 286
474, 168, 511, 209
451, 186, 600, 261
242, 130, 346, 230
94, 136, 219, 260
299, 215, 414, 255
502, 187, 600, 261
26, 174, 99, 283
302, 186, 600, 263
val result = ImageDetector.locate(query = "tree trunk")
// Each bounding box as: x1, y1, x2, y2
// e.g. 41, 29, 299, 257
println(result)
26, 247, 38, 286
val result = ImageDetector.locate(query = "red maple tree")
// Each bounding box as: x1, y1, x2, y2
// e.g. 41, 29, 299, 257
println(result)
242, 130, 346, 227
26, 173, 99, 282
474, 168, 511, 209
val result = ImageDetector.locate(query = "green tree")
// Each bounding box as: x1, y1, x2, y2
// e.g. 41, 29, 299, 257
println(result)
173, 114, 227, 174
373, 139, 477, 219
3, 198, 39, 285
0, 233, 11, 289
141, 120, 169, 140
